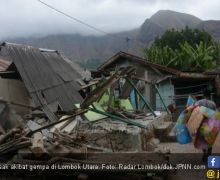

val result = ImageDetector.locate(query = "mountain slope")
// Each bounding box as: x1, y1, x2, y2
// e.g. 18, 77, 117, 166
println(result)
13, 31, 142, 64
150, 10, 202, 30
197, 20, 220, 42
137, 10, 202, 44
9, 10, 219, 67
12, 26, 143, 64
137, 19, 164, 44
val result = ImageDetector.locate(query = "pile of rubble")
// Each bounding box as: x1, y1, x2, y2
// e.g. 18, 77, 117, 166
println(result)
0, 99, 173, 163
0, 61, 177, 168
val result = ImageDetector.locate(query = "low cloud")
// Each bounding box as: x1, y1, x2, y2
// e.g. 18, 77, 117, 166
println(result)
0, 0, 220, 40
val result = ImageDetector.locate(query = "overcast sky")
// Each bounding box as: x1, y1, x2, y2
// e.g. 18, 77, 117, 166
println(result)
0, 0, 220, 40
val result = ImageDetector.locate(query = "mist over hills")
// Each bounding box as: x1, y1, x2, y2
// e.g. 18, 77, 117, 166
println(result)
9, 10, 220, 68
197, 20, 220, 42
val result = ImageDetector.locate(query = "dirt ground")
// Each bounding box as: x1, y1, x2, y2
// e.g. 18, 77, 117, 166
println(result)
158, 132, 220, 153
155, 132, 220, 180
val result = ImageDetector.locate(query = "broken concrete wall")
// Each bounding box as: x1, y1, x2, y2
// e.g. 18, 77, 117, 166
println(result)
76, 113, 171, 152
0, 78, 32, 115
79, 129, 143, 152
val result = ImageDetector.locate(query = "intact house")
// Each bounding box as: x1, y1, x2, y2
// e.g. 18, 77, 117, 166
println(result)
95, 51, 218, 114
0, 42, 83, 121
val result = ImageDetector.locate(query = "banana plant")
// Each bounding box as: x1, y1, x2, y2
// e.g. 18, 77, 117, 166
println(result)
144, 41, 217, 71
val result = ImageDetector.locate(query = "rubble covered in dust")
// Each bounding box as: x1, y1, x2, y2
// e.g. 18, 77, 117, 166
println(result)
0, 99, 173, 163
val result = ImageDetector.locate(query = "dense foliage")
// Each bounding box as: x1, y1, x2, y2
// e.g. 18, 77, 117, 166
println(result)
144, 27, 220, 71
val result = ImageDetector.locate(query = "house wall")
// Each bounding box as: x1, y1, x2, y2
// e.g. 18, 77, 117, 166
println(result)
103, 59, 167, 111
156, 79, 174, 111
126, 66, 158, 111
0, 78, 32, 115
143, 68, 166, 110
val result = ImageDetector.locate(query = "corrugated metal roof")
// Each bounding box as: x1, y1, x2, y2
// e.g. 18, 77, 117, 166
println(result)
0, 42, 83, 121
98, 51, 181, 75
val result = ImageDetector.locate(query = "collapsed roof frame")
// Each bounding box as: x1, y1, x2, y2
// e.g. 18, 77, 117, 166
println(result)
80, 67, 171, 125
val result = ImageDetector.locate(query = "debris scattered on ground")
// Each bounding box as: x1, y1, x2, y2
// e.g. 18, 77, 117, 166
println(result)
0, 54, 175, 176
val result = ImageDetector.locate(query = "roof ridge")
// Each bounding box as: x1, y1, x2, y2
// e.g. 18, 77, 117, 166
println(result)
98, 51, 181, 75
1, 42, 59, 53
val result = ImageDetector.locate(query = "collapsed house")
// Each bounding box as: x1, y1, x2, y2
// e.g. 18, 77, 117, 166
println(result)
96, 51, 219, 114
0, 45, 211, 178
0, 43, 174, 161
0, 46, 218, 150
0, 42, 83, 121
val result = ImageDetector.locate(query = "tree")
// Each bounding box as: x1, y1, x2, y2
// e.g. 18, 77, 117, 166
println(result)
144, 27, 220, 71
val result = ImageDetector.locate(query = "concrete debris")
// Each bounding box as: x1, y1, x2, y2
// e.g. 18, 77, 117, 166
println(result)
0, 62, 175, 165
30, 132, 46, 155
27, 120, 52, 138
153, 121, 174, 142
2, 44, 215, 180
0, 109, 172, 162
50, 115, 80, 133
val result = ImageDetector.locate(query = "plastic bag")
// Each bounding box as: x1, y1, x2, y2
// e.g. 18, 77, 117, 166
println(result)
175, 122, 192, 144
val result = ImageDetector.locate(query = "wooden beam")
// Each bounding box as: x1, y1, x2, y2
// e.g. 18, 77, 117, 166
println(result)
178, 73, 216, 79
81, 67, 134, 109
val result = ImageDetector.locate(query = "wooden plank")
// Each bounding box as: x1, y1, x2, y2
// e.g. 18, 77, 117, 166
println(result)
81, 67, 134, 108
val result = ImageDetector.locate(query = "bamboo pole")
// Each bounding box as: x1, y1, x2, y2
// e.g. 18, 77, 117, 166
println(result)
154, 84, 170, 114
88, 107, 148, 129
126, 78, 156, 117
